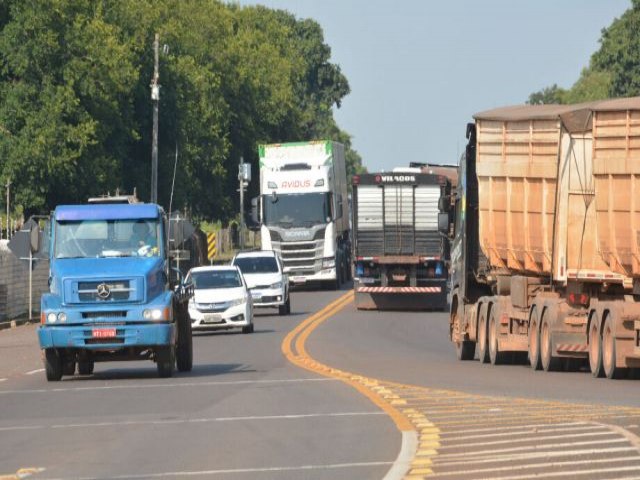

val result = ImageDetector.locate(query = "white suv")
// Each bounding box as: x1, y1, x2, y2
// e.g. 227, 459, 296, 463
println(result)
231, 250, 290, 315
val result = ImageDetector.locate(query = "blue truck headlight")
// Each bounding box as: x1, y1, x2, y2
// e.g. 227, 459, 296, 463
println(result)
143, 308, 169, 321
47, 313, 57, 323
58, 312, 67, 323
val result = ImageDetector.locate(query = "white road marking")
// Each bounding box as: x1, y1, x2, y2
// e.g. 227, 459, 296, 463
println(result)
436, 438, 629, 460
439, 421, 589, 436
0, 378, 6, 382
0, 377, 337, 395
482, 465, 640, 480
24, 369, 44, 375
433, 446, 637, 467
43, 461, 394, 479
431, 455, 640, 477
438, 429, 616, 450
440, 424, 604, 441
384, 430, 417, 480
0, 411, 385, 432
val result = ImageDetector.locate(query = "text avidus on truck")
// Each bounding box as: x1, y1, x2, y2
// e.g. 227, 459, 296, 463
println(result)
449, 97, 640, 379
37, 199, 196, 380
351, 170, 451, 310
251, 141, 350, 288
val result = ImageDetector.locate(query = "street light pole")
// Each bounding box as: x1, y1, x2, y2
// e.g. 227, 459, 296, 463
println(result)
150, 33, 160, 204
239, 157, 245, 249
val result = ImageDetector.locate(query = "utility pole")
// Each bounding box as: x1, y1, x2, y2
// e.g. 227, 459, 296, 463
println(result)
5, 179, 10, 240
150, 33, 160, 204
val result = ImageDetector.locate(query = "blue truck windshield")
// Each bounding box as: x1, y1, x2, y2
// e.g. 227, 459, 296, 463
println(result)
54, 219, 160, 258
263, 192, 331, 228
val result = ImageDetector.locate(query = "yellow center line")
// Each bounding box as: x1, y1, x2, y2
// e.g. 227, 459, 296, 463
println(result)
281, 290, 420, 436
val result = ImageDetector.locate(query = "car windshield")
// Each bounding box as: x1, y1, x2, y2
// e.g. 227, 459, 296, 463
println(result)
234, 256, 279, 274
54, 219, 160, 259
189, 270, 243, 289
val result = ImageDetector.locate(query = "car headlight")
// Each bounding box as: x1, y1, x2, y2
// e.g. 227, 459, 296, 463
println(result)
322, 257, 335, 269
47, 312, 57, 324
270, 281, 282, 289
230, 296, 247, 307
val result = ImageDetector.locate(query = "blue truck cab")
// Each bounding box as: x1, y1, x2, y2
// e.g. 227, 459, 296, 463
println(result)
38, 202, 193, 380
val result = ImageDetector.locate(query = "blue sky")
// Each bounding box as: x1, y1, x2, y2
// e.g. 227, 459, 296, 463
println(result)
244, 1, 630, 172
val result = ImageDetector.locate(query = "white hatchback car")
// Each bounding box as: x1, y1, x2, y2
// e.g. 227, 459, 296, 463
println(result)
231, 250, 290, 315
186, 266, 254, 333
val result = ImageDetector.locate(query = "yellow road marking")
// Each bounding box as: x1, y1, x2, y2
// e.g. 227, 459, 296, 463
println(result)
282, 293, 640, 479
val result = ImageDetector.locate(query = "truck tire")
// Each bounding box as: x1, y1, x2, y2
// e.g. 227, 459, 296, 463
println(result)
589, 316, 604, 378
44, 349, 63, 381
156, 345, 175, 378
63, 359, 76, 376
488, 308, 505, 365
78, 361, 94, 375
176, 316, 193, 373
528, 307, 541, 371
540, 316, 561, 372
602, 313, 627, 379
477, 305, 489, 364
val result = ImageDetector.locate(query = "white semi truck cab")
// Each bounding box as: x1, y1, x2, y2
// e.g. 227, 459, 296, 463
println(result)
254, 141, 350, 288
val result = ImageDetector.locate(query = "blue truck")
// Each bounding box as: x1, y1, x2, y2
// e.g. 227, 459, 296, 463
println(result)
38, 202, 194, 380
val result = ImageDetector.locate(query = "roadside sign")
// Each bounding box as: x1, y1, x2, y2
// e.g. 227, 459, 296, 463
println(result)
7, 219, 45, 261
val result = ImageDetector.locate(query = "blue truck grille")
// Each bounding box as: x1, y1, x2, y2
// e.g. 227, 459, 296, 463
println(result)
65, 277, 142, 304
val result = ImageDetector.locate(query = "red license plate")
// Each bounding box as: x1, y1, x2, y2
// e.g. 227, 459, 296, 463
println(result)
92, 328, 116, 339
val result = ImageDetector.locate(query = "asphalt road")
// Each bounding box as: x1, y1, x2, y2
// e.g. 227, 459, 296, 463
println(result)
1, 286, 640, 479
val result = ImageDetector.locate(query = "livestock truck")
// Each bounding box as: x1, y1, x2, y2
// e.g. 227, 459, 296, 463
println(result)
352, 170, 451, 310
38, 201, 194, 380
449, 98, 640, 379
254, 141, 350, 288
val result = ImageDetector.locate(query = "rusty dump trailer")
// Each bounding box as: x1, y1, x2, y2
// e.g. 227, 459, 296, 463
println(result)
449, 97, 640, 379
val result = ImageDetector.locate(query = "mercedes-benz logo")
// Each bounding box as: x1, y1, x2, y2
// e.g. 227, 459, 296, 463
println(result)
96, 283, 111, 299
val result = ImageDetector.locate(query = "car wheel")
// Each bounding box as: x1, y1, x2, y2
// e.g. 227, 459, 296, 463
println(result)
279, 295, 291, 315
242, 323, 254, 334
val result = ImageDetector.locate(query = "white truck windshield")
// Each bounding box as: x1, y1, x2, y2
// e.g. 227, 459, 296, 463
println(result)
263, 192, 331, 228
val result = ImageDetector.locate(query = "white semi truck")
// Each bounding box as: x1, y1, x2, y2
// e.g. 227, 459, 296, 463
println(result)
253, 141, 350, 288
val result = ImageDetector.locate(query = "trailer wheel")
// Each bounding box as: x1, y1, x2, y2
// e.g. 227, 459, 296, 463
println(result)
528, 307, 541, 371
44, 349, 63, 381
588, 316, 604, 378
156, 345, 175, 378
452, 301, 475, 361
488, 308, 505, 365
602, 313, 627, 379
540, 317, 561, 372
478, 305, 489, 364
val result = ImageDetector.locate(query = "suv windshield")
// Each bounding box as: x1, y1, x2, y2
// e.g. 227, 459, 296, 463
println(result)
54, 219, 160, 259
189, 270, 242, 289
234, 256, 279, 274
